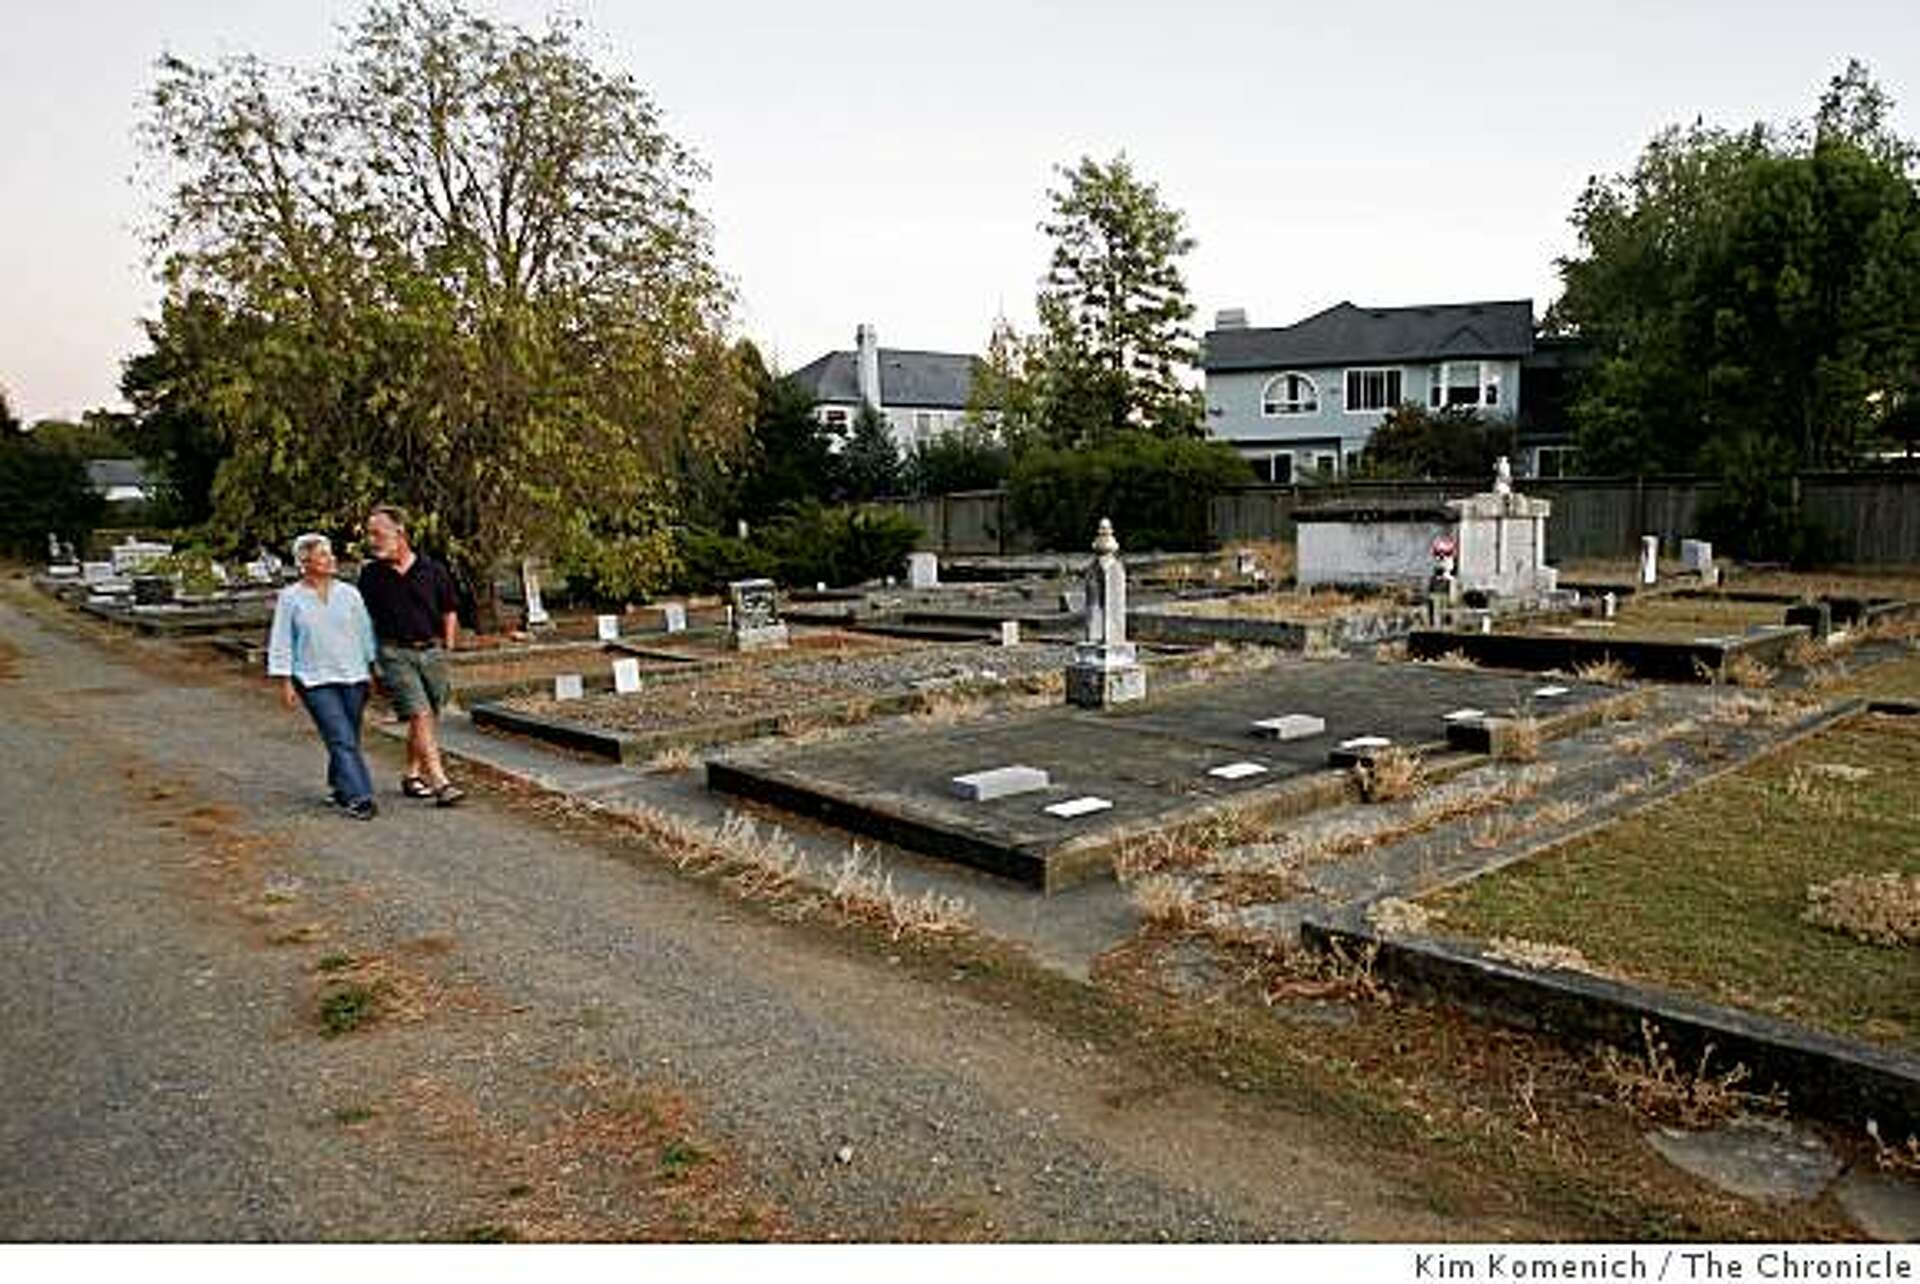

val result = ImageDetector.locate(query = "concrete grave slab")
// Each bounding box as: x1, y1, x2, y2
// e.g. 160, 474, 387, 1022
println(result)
708, 659, 1614, 891
1645, 1117, 1842, 1204
951, 765, 1050, 802
1833, 1169, 1920, 1242
1252, 714, 1326, 741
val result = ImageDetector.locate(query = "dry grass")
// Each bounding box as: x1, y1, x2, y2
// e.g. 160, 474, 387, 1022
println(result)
1612, 717, 1698, 756
1113, 806, 1264, 882
1353, 746, 1423, 803
646, 744, 702, 773
908, 692, 988, 728
1867, 1121, 1920, 1176
1574, 657, 1630, 685
1592, 1020, 1785, 1128
312, 954, 438, 1037
1422, 649, 1480, 671
828, 846, 975, 941
1131, 874, 1203, 929
1725, 653, 1776, 689
1484, 937, 1600, 975
1366, 896, 1431, 937
1803, 872, 1920, 948
1499, 717, 1543, 764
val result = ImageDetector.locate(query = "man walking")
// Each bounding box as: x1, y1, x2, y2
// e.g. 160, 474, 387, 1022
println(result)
358, 505, 464, 806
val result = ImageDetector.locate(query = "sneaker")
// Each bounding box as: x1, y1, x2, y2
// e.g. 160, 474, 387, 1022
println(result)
344, 798, 378, 821
432, 782, 465, 808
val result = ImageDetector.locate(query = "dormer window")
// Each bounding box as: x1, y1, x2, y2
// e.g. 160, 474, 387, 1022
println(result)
1261, 372, 1318, 416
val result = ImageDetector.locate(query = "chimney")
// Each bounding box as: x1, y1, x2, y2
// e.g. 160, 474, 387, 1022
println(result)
855, 324, 881, 412
1213, 308, 1248, 330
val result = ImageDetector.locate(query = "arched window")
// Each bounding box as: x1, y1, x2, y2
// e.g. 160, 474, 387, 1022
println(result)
1261, 372, 1318, 416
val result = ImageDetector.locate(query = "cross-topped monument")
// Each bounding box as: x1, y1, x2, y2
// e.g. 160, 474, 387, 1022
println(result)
1064, 518, 1146, 708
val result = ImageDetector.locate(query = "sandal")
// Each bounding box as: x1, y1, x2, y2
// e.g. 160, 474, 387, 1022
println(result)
401, 775, 433, 799
433, 782, 466, 808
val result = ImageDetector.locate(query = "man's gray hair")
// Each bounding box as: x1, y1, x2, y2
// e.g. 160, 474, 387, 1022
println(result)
291, 532, 332, 565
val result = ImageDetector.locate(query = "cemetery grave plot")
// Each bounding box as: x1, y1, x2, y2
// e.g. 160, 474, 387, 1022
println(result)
1513, 594, 1787, 643
470, 637, 1073, 762
444, 641, 713, 702
1420, 710, 1920, 1055
706, 659, 1620, 893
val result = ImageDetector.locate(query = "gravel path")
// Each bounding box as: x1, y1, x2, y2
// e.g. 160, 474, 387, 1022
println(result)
0, 582, 1543, 1241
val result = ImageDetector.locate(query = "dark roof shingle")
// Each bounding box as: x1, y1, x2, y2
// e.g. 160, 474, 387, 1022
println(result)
788, 348, 977, 409
1202, 300, 1534, 371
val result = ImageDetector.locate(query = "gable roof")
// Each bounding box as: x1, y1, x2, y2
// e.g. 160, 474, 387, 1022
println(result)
85, 458, 158, 491
1201, 300, 1534, 372
788, 348, 978, 410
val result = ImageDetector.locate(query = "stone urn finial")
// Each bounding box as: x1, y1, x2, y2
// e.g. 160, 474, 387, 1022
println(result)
1092, 517, 1118, 558
1493, 455, 1513, 497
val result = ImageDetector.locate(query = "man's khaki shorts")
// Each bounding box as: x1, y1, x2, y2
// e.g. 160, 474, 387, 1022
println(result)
376, 643, 451, 718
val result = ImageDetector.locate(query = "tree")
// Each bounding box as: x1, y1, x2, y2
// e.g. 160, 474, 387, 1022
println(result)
1029, 155, 1203, 447
1552, 62, 1920, 474
1357, 404, 1514, 480
119, 292, 237, 527
137, 0, 747, 622
0, 427, 105, 559
0, 382, 17, 434
731, 343, 839, 524
902, 427, 1009, 496
839, 404, 902, 501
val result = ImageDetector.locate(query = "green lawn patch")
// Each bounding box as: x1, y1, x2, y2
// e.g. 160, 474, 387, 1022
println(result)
1427, 714, 1920, 1051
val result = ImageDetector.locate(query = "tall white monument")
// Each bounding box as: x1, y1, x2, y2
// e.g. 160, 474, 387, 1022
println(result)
1064, 518, 1146, 708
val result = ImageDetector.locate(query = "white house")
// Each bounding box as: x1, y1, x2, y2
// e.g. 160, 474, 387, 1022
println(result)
788, 324, 977, 453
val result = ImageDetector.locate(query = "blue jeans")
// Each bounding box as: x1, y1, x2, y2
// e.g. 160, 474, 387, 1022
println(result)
296, 680, 373, 805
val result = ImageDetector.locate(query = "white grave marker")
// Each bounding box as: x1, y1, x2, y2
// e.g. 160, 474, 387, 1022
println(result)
611, 657, 642, 694
1533, 685, 1569, 698
661, 602, 687, 634
1443, 708, 1487, 722
553, 673, 584, 701
1044, 796, 1113, 819
1339, 735, 1392, 751
596, 613, 620, 641
1251, 714, 1326, 741
951, 765, 1050, 801
1207, 761, 1268, 781
998, 620, 1021, 647
1639, 535, 1659, 586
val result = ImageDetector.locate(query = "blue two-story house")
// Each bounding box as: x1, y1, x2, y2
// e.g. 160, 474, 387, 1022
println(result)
1200, 299, 1534, 482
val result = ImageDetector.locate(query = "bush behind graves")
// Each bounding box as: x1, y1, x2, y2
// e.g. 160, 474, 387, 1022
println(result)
671, 503, 922, 593
1007, 432, 1250, 552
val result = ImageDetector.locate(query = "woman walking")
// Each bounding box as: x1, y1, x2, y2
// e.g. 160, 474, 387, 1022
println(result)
266, 532, 380, 819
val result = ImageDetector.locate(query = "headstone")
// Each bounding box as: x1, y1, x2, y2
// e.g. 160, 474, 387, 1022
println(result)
998, 620, 1020, 647
132, 575, 173, 606
1064, 519, 1146, 708
1234, 548, 1257, 577
82, 561, 114, 585
1251, 714, 1326, 741
611, 657, 642, 694
1057, 587, 1085, 615
1785, 602, 1832, 640
1639, 535, 1659, 586
1681, 539, 1714, 577
1044, 796, 1113, 819
553, 673, 584, 701
907, 551, 939, 590
246, 550, 283, 584
661, 601, 687, 634
520, 558, 551, 629
596, 613, 620, 642
1208, 761, 1267, 781
727, 578, 789, 652
1492, 456, 1513, 497
951, 765, 1050, 802
1602, 591, 1617, 620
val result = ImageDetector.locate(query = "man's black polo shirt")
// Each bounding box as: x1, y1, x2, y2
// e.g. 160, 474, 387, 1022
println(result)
358, 554, 459, 644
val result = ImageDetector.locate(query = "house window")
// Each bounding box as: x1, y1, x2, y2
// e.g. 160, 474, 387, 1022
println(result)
1427, 362, 1501, 410
1344, 450, 1361, 477
914, 411, 936, 441
1315, 453, 1337, 478
821, 407, 849, 430
1535, 446, 1577, 478
1260, 372, 1318, 416
1344, 368, 1402, 413
1248, 453, 1293, 484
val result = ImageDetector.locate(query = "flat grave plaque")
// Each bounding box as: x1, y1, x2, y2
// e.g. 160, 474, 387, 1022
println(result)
611, 657, 642, 694
1207, 761, 1267, 781
1339, 735, 1391, 750
1443, 708, 1487, 721
1044, 796, 1112, 819
554, 673, 584, 701
951, 765, 1050, 802
1251, 714, 1326, 741
1532, 685, 1569, 698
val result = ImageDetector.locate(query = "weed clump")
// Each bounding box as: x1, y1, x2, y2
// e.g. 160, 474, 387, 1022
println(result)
1593, 1020, 1784, 1128
1353, 747, 1423, 803
319, 982, 379, 1037
1803, 872, 1920, 948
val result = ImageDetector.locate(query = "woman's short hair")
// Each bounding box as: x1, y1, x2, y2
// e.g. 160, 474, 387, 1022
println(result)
291, 532, 332, 565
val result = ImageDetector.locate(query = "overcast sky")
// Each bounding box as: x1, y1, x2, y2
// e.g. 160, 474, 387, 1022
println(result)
2, 0, 1915, 422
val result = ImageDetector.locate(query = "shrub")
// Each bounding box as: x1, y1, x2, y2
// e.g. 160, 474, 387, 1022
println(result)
671, 503, 922, 594
902, 428, 1010, 496
1697, 432, 1839, 566
1007, 431, 1250, 551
